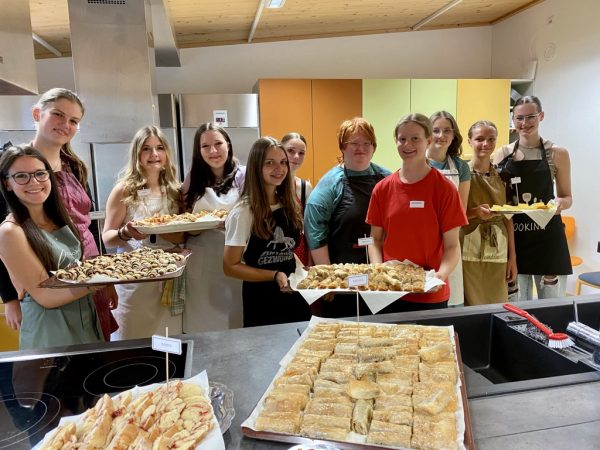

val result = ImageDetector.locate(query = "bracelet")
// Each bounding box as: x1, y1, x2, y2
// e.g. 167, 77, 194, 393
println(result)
273, 271, 281, 282
117, 226, 131, 241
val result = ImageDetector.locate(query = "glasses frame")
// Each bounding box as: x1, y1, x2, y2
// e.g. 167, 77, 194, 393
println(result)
6, 170, 51, 185
513, 113, 541, 124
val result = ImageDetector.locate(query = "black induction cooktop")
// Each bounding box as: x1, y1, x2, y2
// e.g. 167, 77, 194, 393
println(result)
0, 341, 193, 449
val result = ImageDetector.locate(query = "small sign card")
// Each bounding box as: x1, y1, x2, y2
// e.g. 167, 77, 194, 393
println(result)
348, 274, 368, 287
510, 177, 522, 185
152, 335, 182, 355
357, 237, 374, 246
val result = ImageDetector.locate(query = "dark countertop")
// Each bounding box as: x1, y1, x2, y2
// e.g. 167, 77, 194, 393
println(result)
3, 296, 600, 449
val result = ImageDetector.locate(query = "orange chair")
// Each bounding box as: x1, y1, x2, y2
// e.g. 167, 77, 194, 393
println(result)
562, 215, 583, 267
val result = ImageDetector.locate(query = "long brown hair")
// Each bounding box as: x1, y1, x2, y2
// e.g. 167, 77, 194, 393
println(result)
34, 88, 89, 187
0, 146, 83, 272
241, 137, 302, 240
430, 110, 463, 157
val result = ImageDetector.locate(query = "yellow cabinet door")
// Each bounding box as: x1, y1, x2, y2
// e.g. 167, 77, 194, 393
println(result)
457, 79, 510, 159
362, 79, 410, 171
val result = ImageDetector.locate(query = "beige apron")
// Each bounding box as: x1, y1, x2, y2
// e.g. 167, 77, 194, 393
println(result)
461, 164, 509, 305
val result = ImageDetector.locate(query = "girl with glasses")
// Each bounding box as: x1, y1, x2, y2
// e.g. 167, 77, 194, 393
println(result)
0, 88, 118, 341
427, 111, 471, 307
223, 137, 310, 327
493, 96, 573, 300
102, 126, 183, 340
0, 146, 103, 349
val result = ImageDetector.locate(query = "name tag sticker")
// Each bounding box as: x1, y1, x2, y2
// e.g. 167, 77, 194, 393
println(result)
152, 335, 182, 355
510, 177, 522, 185
410, 201, 425, 208
348, 274, 368, 287
357, 237, 374, 246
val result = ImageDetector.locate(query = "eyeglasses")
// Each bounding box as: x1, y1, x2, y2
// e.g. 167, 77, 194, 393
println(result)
7, 170, 50, 185
345, 141, 374, 150
513, 113, 540, 124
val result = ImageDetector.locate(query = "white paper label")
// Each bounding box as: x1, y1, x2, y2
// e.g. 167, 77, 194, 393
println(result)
213, 110, 228, 127
510, 177, 522, 185
152, 335, 182, 355
410, 200, 425, 208
348, 274, 368, 287
358, 237, 374, 246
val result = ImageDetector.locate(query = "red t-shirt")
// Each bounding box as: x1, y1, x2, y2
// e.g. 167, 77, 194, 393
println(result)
366, 168, 468, 303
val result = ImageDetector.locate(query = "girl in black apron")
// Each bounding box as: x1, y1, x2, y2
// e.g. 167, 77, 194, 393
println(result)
495, 96, 572, 299
223, 137, 310, 327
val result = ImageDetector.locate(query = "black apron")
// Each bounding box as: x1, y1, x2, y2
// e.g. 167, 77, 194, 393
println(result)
321, 166, 384, 319
328, 166, 386, 263
241, 208, 311, 327
503, 139, 571, 275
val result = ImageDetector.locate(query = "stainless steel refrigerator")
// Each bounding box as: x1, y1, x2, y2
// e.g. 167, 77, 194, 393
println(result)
178, 94, 259, 175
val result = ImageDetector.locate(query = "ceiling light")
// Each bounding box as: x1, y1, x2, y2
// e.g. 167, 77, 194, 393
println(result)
267, 0, 286, 8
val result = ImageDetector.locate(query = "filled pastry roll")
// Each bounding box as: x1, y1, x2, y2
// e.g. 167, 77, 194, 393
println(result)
374, 394, 412, 409
263, 392, 308, 413
304, 400, 353, 417
372, 406, 413, 426
366, 428, 412, 448
274, 372, 314, 387
419, 361, 458, 384
301, 338, 337, 352
351, 399, 373, 434
299, 423, 349, 442
358, 347, 396, 362
419, 342, 454, 363
255, 411, 302, 434
302, 413, 351, 431
346, 379, 381, 400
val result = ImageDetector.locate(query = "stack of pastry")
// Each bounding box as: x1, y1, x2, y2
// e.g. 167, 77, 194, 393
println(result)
40, 380, 214, 450
55, 247, 185, 282
134, 209, 228, 227
296, 263, 425, 292
253, 322, 460, 449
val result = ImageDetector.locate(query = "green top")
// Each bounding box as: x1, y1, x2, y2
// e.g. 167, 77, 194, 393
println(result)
19, 225, 103, 350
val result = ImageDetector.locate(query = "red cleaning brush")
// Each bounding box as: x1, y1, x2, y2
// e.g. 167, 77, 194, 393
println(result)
503, 303, 575, 349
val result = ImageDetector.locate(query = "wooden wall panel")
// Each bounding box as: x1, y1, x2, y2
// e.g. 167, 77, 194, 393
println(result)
258, 79, 314, 182
457, 79, 511, 159
363, 79, 411, 171
311, 79, 363, 183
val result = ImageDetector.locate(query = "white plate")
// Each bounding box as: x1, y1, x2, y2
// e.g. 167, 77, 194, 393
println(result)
135, 218, 224, 234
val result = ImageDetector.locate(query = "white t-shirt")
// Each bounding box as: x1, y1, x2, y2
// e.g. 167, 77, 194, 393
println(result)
225, 201, 282, 247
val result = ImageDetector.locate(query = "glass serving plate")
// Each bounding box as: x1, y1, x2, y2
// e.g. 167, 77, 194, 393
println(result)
210, 381, 235, 434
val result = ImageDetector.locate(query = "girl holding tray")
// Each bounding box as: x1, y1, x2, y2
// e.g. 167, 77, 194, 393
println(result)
103, 126, 183, 339
366, 113, 468, 311
493, 96, 572, 299
0, 146, 103, 349
462, 121, 517, 305
224, 137, 311, 327
0, 88, 117, 341
182, 123, 245, 332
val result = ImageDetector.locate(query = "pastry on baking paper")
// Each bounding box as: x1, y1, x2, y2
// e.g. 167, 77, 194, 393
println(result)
301, 338, 337, 352
419, 342, 454, 363
372, 405, 413, 426
283, 365, 318, 381
358, 346, 397, 362
377, 369, 418, 384
39, 423, 77, 450
366, 427, 412, 448
374, 394, 412, 409
305, 400, 353, 417
346, 379, 381, 400
263, 392, 308, 413
413, 382, 457, 415
299, 423, 349, 442
351, 399, 373, 434
419, 361, 458, 384
255, 411, 302, 434
391, 340, 420, 355
353, 360, 394, 379
269, 384, 311, 397
274, 372, 314, 387
393, 354, 420, 370
302, 413, 351, 431
369, 419, 411, 434
411, 412, 458, 450
296, 348, 332, 361
377, 380, 413, 396
318, 370, 354, 384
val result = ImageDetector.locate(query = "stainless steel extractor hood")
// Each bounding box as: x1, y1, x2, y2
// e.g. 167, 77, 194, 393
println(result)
0, 0, 39, 95
68, 0, 157, 143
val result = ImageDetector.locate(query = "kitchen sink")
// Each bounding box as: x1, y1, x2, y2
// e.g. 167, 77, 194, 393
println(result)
389, 298, 600, 398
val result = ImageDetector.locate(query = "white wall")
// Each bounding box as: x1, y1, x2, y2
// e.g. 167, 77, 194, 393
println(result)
492, 0, 600, 291
37, 27, 493, 94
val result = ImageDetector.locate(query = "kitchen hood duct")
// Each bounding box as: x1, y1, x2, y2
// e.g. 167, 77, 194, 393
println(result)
0, 0, 39, 95
67, 0, 157, 143
150, 0, 181, 67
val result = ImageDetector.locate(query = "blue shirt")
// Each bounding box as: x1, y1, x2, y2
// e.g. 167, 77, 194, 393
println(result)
304, 163, 391, 250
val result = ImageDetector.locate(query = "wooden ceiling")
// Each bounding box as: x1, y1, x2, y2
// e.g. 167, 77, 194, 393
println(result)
29, 0, 543, 59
